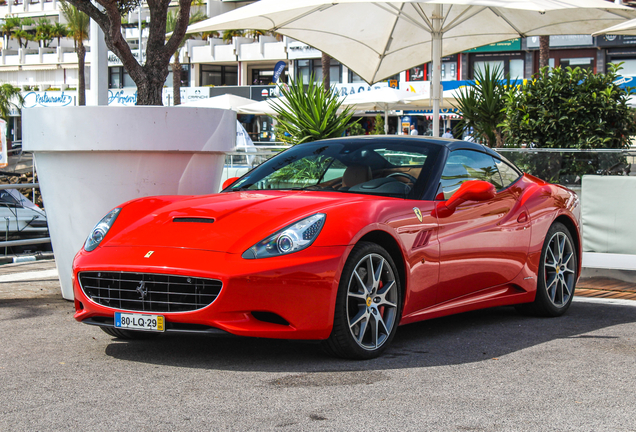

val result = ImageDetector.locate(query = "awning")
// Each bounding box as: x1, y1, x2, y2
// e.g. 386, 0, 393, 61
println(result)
21, 65, 60, 71
0, 66, 21, 72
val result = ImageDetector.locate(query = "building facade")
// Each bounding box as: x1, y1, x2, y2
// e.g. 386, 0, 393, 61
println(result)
1, 0, 636, 141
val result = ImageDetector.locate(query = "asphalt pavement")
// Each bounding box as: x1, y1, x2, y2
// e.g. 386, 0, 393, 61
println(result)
1, 260, 635, 431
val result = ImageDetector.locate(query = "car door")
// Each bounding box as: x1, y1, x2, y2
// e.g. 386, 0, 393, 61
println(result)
435, 150, 530, 304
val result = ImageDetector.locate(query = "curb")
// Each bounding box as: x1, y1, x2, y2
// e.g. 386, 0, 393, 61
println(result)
0, 252, 55, 265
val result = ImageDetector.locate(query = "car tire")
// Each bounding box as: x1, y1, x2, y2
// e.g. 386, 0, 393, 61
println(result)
515, 222, 577, 317
100, 326, 159, 340
322, 242, 402, 359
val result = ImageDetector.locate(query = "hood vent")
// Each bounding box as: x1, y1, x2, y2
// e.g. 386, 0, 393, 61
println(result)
173, 217, 215, 224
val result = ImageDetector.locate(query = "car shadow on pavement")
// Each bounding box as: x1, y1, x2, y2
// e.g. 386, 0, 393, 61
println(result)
102, 300, 636, 373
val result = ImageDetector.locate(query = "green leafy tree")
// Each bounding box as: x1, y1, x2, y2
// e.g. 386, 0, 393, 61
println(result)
60, 1, 89, 106
452, 64, 509, 147
166, 10, 207, 106
371, 113, 385, 135
0, 83, 24, 121
501, 64, 636, 181
502, 64, 634, 149
65, 0, 196, 105
347, 121, 365, 136
270, 77, 356, 145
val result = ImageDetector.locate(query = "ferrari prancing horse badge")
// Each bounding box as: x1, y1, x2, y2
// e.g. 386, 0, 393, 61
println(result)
413, 207, 423, 222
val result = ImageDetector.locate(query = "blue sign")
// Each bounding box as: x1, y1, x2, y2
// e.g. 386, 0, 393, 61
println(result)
272, 61, 287, 83
615, 75, 636, 90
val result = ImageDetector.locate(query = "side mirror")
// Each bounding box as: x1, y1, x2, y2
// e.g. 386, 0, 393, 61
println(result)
433, 180, 496, 218
222, 177, 241, 190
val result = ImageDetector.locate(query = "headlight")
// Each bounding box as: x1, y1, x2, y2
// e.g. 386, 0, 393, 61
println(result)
84, 208, 121, 252
242, 213, 326, 259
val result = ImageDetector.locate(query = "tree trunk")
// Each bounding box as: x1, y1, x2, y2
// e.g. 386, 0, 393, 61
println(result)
495, 130, 504, 148
77, 41, 86, 106
66, 0, 193, 106
539, 35, 550, 70
172, 52, 181, 106
321, 52, 330, 89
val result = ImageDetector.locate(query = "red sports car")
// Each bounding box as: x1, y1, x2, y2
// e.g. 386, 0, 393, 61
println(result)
72, 137, 581, 359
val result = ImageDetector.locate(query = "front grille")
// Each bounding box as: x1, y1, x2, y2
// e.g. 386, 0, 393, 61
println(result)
78, 271, 222, 313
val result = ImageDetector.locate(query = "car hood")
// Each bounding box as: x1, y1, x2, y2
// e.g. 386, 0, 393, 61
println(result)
104, 190, 369, 253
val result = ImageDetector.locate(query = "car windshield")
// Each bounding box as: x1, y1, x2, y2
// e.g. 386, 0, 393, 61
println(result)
225, 138, 441, 199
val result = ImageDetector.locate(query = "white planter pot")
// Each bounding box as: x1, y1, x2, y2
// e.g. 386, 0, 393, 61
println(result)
23, 106, 236, 300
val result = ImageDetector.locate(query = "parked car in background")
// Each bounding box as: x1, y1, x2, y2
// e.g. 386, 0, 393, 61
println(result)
0, 189, 48, 237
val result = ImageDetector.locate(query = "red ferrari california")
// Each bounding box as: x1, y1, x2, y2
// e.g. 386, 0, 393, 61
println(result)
72, 136, 581, 359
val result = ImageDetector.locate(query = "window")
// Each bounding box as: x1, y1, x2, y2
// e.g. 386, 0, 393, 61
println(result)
349, 70, 366, 83
611, 59, 636, 76
108, 67, 122, 89
441, 61, 456, 81
229, 140, 435, 199
408, 65, 425, 81
494, 158, 522, 189
109, 67, 137, 89
200, 65, 237, 86
472, 56, 525, 80
440, 150, 502, 199
474, 60, 505, 78
295, 59, 342, 85
165, 65, 190, 88
561, 57, 594, 71
122, 69, 136, 88
509, 59, 524, 80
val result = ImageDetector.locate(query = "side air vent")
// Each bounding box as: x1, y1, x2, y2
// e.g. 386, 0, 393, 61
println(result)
412, 229, 432, 249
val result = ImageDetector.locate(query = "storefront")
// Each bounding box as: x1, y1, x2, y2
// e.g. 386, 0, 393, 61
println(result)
527, 35, 597, 73
598, 35, 636, 77
464, 39, 524, 79
406, 54, 460, 82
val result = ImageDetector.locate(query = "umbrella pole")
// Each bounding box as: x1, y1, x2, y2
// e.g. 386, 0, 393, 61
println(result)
431, 4, 442, 138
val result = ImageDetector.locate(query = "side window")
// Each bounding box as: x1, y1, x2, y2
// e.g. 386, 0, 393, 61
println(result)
494, 158, 522, 189
440, 150, 502, 199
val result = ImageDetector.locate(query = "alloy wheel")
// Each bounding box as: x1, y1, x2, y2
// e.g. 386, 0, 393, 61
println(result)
346, 253, 398, 351
543, 231, 575, 308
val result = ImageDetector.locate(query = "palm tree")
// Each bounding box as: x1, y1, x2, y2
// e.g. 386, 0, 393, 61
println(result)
201, 30, 219, 41
35, 18, 55, 48
452, 64, 509, 147
11, 29, 30, 49
60, 1, 89, 105
222, 29, 244, 43
1, 16, 21, 50
51, 23, 69, 48
0, 84, 24, 122
271, 76, 357, 145
165, 10, 207, 106
12, 18, 36, 49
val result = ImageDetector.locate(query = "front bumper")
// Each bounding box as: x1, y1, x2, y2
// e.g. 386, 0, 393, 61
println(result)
72, 245, 349, 340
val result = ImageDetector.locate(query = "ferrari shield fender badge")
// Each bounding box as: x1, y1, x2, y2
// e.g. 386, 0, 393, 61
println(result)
413, 207, 423, 223
144, 251, 154, 258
